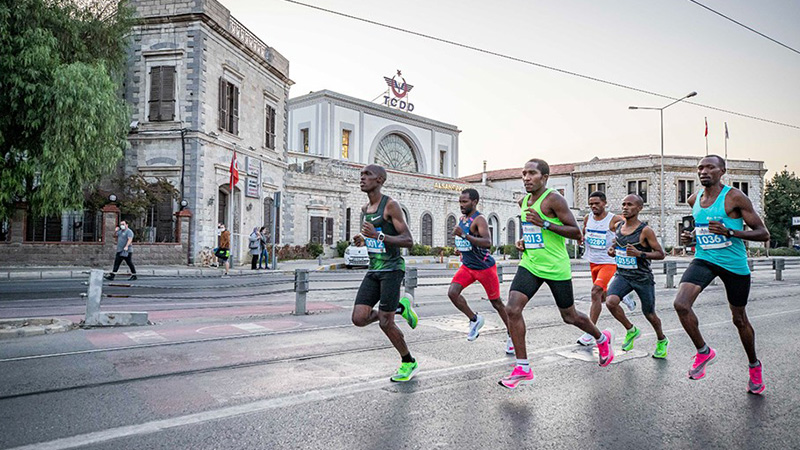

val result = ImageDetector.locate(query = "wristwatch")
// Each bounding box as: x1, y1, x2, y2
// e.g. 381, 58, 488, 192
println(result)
727, 229, 735, 237
542, 220, 552, 230
377, 231, 386, 242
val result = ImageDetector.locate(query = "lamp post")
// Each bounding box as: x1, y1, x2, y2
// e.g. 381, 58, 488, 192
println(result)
629, 91, 697, 245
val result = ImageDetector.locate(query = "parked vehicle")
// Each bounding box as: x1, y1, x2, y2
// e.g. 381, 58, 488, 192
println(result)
344, 245, 369, 268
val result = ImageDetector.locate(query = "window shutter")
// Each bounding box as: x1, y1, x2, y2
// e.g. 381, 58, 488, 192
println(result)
232, 85, 240, 135
148, 66, 162, 122
325, 217, 334, 245
218, 78, 227, 130
160, 66, 176, 121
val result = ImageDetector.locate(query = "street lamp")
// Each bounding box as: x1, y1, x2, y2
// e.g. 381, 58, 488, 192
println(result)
629, 91, 697, 245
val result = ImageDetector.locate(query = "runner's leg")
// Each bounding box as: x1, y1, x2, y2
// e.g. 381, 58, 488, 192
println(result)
448, 282, 477, 320
674, 283, 705, 349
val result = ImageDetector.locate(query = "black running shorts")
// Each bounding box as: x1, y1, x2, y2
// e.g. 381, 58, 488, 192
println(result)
509, 267, 574, 309
680, 259, 751, 307
354, 270, 405, 312
608, 275, 656, 315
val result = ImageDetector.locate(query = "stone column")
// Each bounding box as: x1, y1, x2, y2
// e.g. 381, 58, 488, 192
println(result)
101, 204, 120, 249
175, 208, 193, 265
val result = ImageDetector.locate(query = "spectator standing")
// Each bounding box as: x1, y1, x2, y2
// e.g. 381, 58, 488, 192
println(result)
217, 223, 231, 277
249, 227, 261, 270
258, 226, 269, 269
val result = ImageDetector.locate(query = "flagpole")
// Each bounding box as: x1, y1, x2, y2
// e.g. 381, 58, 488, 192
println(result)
724, 122, 728, 160
705, 117, 708, 155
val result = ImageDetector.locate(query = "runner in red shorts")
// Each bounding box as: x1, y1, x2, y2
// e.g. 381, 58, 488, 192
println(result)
448, 188, 513, 354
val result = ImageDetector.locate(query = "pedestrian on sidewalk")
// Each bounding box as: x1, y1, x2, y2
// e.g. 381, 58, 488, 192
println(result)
104, 220, 137, 281
258, 226, 269, 269
216, 223, 231, 277
249, 227, 261, 270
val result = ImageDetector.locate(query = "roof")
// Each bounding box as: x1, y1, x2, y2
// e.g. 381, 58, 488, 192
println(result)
459, 163, 575, 183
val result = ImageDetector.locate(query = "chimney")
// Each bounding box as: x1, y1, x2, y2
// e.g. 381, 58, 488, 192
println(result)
481, 160, 487, 185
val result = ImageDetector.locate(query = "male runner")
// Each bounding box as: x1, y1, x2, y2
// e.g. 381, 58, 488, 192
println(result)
674, 155, 769, 394
352, 164, 420, 382
448, 188, 513, 353
604, 195, 669, 358
500, 159, 614, 389
576, 191, 628, 346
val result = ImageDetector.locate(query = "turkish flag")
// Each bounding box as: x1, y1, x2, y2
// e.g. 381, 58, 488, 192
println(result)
704, 117, 708, 137
229, 151, 239, 191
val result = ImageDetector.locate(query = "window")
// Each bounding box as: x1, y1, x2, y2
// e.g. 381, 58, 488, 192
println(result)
218, 78, 239, 135
345, 208, 351, 241
341, 129, 350, 159
628, 180, 648, 204
677, 179, 695, 204
374, 133, 418, 173
263, 197, 274, 242
148, 66, 176, 122
732, 181, 750, 196
507, 219, 516, 245
144, 198, 176, 243
301, 128, 309, 153
265, 104, 276, 149
310, 216, 324, 244
445, 215, 456, 247
587, 182, 606, 198
439, 150, 447, 175
421, 213, 433, 246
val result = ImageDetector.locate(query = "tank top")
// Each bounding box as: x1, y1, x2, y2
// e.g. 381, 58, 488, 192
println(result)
363, 195, 405, 272
519, 189, 571, 281
584, 212, 616, 265
614, 221, 654, 284
455, 210, 495, 270
693, 185, 749, 275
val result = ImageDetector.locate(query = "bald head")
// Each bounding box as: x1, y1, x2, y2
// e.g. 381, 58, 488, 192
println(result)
364, 164, 387, 183
623, 194, 644, 207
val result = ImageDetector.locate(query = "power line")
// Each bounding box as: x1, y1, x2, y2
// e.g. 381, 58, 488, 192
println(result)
687, 0, 800, 56
282, 0, 800, 130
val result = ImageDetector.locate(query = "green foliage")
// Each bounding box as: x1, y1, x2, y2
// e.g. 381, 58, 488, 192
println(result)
768, 247, 800, 257
747, 247, 767, 257
500, 244, 520, 259
307, 242, 324, 258
410, 244, 431, 256
430, 246, 455, 257
0, 0, 132, 219
565, 243, 582, 259
336, 240, 349, 257
765, 170, 800, 247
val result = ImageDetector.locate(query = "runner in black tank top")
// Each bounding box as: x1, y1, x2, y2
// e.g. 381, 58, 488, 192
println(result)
447, 189, 512, 353
351, 164, 420, 382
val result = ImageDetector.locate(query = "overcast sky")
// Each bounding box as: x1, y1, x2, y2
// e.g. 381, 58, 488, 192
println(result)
228, 0, 800, 178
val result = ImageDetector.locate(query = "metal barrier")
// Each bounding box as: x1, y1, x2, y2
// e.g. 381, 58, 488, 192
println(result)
294, 269, 309, 315
774, 258, 785, 281
665, 261, 678, 289
497, 265, 504, 284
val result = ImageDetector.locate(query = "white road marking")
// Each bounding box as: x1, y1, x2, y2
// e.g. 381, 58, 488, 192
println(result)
7, 307, 800, 450
123, 331, 166, 344
231, 323, 268, 333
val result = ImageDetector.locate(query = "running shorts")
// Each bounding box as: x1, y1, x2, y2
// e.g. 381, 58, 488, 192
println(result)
354, 270, 405, 312
680, 259, 751, 307
451, 264, 501, 300
509, 266, 574, 309
590, 263, 616, 292
608, 275, 656, 315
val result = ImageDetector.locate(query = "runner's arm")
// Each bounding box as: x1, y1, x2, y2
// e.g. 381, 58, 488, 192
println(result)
633, 227, 665, 260
719, 191, 770, 242
468, 215, 493, 248
546, 195, 582, 240
384, 199, 414, 248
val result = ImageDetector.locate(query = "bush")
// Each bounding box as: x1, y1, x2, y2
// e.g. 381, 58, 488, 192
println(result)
769, 247, 800, 256
430, 246, 456, 257
565, 243, 583, 259
274, 243, 324, 260
664, 246, 674, 254
500, 244, 520, 259
307, 242, 324, 258
410, 243, 431, 256
336, 240, 350, 257
747, 247, 767, 257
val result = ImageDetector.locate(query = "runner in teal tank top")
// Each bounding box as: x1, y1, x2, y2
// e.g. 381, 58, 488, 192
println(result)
500, 159, 615, 389
674, 155, 771, 394
351, 165, 420, 382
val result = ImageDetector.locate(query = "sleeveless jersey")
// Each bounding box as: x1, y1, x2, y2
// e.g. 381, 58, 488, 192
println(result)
614, 221, 654, 284
363, 195, 405, 272
519, 189, 571, 281
584, 212, 616, 265
455, 210, 495, 270
693, 185, 749, 275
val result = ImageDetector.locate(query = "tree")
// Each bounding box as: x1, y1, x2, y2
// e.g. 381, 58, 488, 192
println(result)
764, 170, 800, 247
0, 0, 131, 220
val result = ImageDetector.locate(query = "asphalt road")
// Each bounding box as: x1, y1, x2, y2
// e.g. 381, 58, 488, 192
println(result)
1, 265, 798, 449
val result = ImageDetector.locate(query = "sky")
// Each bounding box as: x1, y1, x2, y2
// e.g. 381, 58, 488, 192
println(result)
227, 0, 800, 179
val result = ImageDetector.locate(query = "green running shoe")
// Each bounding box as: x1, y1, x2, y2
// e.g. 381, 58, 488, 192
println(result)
653, 337, 669, 359
390, 361, 419, 382
621, 326, 641, 351
399, 295, 418, 329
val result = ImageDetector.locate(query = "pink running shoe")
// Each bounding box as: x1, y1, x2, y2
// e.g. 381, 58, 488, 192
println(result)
498, 365, 535, 389
747, 363, 765, 395
688, 348, 716, 380
597, 330, 614, 367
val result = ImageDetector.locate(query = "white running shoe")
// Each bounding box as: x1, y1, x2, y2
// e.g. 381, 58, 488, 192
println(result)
467, 314, 485, 341
577, 332, 595, 346
622, 293, 636, 311
505, 335, 515, 355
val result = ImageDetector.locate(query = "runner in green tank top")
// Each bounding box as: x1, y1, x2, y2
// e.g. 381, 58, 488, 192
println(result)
500, 159, 615, 389
351, 164, 420, 382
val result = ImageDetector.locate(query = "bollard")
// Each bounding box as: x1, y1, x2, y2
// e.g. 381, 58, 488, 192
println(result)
748, 259, 754, 272
665, 261, 678, 289
294, 269, 309, 315
85, 269, 104, 322
497, 265, 504, 284
775, 258, 785, 281
318, 255, 322, 266
404, 267, 418, 304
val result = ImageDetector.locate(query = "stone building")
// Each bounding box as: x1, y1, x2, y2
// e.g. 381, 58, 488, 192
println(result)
460, 163, 576, 208
124, 0, 292, 263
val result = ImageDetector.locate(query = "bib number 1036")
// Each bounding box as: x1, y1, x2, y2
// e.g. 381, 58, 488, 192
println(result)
695, 224, 732, 250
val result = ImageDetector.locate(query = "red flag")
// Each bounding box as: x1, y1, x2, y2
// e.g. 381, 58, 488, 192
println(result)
229, 151, 239, 191
704, 117, 708, 137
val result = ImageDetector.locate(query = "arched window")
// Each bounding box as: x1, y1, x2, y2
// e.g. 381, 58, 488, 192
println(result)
507, 219, 516, 245
421, 213, 433, 246
374, 133, 418, 173
487, 215, 499, 247
445, 214, 456, 247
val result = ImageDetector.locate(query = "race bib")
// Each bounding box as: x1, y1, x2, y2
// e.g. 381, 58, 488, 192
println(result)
522, 222, 545, 250
365, 227, 385, 254
585, 229, 607, 249
454, 236, 472, 252
615, 247, 637, 269
696, 223, 732, 250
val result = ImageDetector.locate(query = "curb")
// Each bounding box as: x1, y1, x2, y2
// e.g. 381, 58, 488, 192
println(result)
0, 318, 75, 340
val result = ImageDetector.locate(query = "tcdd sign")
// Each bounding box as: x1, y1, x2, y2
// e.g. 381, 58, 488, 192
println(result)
383, 70, 415, 112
